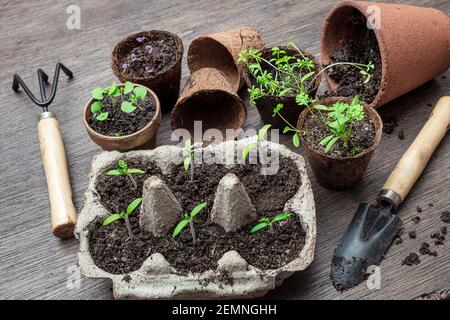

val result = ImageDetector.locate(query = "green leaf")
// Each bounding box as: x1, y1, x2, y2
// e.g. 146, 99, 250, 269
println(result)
272, 103, 283, 117
183, 156, 191, 172
258, 124, 272, 141
91, 101, 103, 113
118, 160, 127, 169
92, 87, 104, 100
173, 219, 189, 238
250, 222, 270, 233
133, 86, 147, 100
111, 87, 122, 97
108, 82, 117, 95
96, 112, 108, 121
106, 169, 123, 176
190, 202, 207, 218
126, 198, 142, 215
123, 82, 134, 95
319, 134, 334, 146
127, 168, 145, 174
283, 126, 293, 134
272, 213, 291, 223
242, 142, 257, 160
103, 213, 123, 226
314, 104, 329, 111
184, 138, 192, 152
293, 132, 300, 147
325, 136, 339, 153
121, 101, 136, 113
301, 71, 315, 84
351, 95, 360, 107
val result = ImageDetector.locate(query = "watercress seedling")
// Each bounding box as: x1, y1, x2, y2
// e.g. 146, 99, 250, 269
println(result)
242, 124, 272, 161
172, 202, 207, 245
315, 95, 364, 154
106, 159, 145, 189
103, 197, 142, 239
121, 83, 147, 113
250, 213, 291, 234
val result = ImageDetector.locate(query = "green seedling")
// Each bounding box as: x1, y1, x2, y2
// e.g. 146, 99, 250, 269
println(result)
183, 138, 195, 181
242, 124, 272, 161
121, 83, 147, 113
315, 95, 364, 155
91, 82, 121, 121
250, 213, 291, 234
172, 202, 207, 245
106, 159, 145, 189
103, 197, 142, 239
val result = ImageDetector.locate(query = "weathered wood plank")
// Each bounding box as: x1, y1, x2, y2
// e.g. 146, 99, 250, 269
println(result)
0, 0, 448, 300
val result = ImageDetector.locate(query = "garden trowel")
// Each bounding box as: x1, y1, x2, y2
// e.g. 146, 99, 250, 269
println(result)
331, 96, 450, 291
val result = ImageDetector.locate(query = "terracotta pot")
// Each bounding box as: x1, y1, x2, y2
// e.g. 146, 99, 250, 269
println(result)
321, 1, 450, 109
111, 30, 184, 113
243, 46, 322, 130
297, 97, 382, 190
83, 83, 161, 152
171, 68, 246, 142
188, 27, 265, 92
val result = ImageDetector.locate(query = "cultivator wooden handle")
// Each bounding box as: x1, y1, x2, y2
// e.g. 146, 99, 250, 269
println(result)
38, 112, 77, 239
380, 97, 450, 208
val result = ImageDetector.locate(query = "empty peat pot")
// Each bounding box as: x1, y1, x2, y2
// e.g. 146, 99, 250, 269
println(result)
111, 30, 184, 112
83, 83, 161, 152
171, 68, 246, 142
243, 46, 322, 130
321, 0, 450, 109
188, 27, 265, 92
297, 97, 382, 190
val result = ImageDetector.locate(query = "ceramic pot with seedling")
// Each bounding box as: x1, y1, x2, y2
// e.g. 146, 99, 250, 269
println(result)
321, 0, 450, 109
297, 96, 382, 190
240, 42, 322, 131
83, 82, 161, 151
111, 30, 184, 112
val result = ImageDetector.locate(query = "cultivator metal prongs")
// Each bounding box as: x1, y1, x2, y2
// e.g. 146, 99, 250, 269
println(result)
12, 62, 73, 111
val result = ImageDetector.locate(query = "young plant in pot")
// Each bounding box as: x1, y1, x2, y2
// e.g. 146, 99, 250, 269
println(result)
297, 96, 382, 190
83, 81, 161, 151
111, 30, 184, 112
320, 0, 450, 109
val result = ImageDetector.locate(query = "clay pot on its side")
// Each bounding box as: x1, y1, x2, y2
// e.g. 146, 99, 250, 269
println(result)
188, 27, 265, 92
111, 30, 184, 113
243, 47, 322, 130
297, 97, 382, 190
321, 1, 450, 109
171, 68, 247, 142
83, 84, 161, 152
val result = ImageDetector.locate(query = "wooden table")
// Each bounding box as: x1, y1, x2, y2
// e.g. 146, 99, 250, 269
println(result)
0, 0, 448, 300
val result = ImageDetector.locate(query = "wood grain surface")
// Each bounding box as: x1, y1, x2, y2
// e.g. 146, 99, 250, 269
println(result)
0, 0, 448, 300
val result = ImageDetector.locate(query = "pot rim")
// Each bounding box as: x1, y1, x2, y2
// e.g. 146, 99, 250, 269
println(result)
320, 0, 388, 109
297, 96, 383, 161
243, 46, 323, 98
111, 30, 184, 81
83, 83, 162, 141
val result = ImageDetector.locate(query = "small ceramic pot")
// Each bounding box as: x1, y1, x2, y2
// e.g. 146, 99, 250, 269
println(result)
297, 97, 382, 190
83, 83, 161, 152
321, 0, 450, 109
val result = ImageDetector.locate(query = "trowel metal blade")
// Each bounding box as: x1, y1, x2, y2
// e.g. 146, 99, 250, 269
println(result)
331, 202, 402, 291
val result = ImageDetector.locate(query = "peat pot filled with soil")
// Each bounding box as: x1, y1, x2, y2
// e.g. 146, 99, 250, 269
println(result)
75, 139, 316, 299
241, 45, 322, 130
297, 96, 382, 190
111, 30, 184, 112
83, 82, 161, 151
321, 0, 450, 109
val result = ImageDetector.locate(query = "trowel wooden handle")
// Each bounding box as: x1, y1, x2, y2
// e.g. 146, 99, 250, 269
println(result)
38, 112, 77, 239
382, 97, 450, 204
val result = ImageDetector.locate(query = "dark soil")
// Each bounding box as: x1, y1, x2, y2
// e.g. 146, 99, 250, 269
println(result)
120, 35, 178, 78
412, 216, 421, 224
88, 156, 306, 275
419, 242, 437, 257
322, 15, 382, 103
87, 93, 156, 136
408, 231, 416, 239
302, 112, 376, 158
441, 211, 450, 223
382, 117, 398, 135
402, 253, 421, 266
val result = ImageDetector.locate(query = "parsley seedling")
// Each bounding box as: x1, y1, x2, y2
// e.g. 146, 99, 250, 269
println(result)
172, 202, 207, 245
314, 96, 365, 154
106, 159, 145, 189
250, 213, 291, 234
103, 197, 142, 239
242, 124, 272, 161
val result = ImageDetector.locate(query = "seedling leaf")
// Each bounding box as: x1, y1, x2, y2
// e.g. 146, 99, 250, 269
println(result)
133, 86, 147, 100
96, 112, 108, 121
91, 101, 103, 113
272, 213, 291, 222
258, 124, 272, 141
127, 168, 145, 174
103, 213, 123, 226
92, 87, 104, 100
106, 169, 123, 176
121, 101, 136, 113
293, 132, 300, 147
250, 222, 270, 233
123, 82, 134, 95
126, 198, 142, 215
242, 142, 257, 161
172, 219, 189, 238
325, 136, 339, 153
190, 202, 207, 218
319, 135, 334, 146
183, 157, 191, 172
